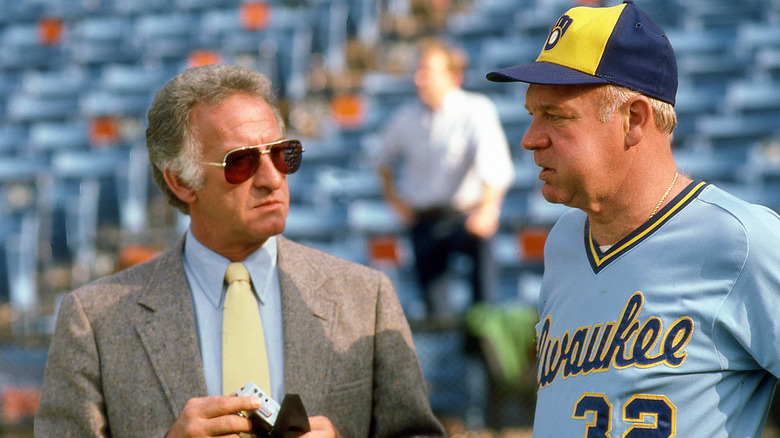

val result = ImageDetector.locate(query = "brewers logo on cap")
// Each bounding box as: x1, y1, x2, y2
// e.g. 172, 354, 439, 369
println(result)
544, 15, 573, 51
536, 5, 624, 77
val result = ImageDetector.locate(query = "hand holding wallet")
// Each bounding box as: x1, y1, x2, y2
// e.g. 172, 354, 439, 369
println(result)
235, 382, 310, 438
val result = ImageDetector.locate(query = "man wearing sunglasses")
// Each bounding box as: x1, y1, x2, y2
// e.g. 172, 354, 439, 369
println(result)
36, 64, 445, 438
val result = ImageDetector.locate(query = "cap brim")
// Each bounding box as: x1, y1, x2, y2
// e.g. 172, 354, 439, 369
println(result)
486, 61, 611, 86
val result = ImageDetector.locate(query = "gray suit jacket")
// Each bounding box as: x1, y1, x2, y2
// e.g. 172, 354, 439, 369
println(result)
34, 236, 444, 438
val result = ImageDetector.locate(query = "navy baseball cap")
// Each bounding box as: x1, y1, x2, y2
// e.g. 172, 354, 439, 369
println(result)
486, 1, 678, 106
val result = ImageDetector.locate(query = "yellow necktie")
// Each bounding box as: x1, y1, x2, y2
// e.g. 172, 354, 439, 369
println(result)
222, 262, 271, 396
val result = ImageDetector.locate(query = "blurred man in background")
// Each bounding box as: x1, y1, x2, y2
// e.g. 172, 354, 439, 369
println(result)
374, 39, 515, 317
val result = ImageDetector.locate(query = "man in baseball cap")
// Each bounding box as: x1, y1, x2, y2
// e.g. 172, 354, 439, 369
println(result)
487, 1, 780, 436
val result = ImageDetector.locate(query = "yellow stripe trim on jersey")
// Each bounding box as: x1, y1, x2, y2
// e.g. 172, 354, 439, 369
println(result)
590, 181, 708, 267
536, 3, 626, 76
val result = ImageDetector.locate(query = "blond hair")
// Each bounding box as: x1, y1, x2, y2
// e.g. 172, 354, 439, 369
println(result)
418, 38, 469, 74
595, 85, 677, 135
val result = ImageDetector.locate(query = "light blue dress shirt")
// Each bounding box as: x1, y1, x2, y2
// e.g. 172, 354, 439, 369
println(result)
182, 229, 285, 400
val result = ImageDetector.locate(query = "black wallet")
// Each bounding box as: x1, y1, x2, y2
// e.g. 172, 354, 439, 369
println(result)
236, 382, 310, 438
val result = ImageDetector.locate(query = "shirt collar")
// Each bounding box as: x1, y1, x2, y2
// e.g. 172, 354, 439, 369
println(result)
440, 87, 465, 108
183, 228, 278, 309
426, 88, 465, 117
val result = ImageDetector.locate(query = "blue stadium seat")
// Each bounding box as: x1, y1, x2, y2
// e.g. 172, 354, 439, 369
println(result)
198, 8, 247, 47
446, 7, 509, 65
0, 71, 22, 118
267, 3, 316, 31
346, 199, 403, 236
116, 146, 152, 236
361, 71, 416, 106
676, 52, 749, 95
526, 189, 569, 226
754, 48, 780, 82
175, 0, 237, 11
447, 4, 511, 41
315, 167, 383, 207
756, 164, 780, 189
674, 147, 743, 183
6, 94, 79, 123
0, 157, 46, 220
0, 23, 65, 70
477, 35, 540, 74
80, 90, 153, 119
67, 16, 137, 64
500, 159, 538, 228
6, 69, 90, 122
0, 343, 49, 387
0, 157, 50, 296
80, 64, 171, 119
492, 95, 531, 150
283, 204, 348, 245
26, 120, 90, 156
628, 0, 681, 29
673, 83, 727, 147
680, 0, 763, 30
734, 22, 780, 58
110, 0, 167, 15
197, 7, 286, 58
509, 0, 570, 40
132, 13, 199, 62
0, 0, 43, 24
694, 113, 778, 154
725, 80, 780, 116
1, 212, 41, 318
360, 72, 415, 136
50, 148, 129, 203
48, 149, 130, 266
32, 0, 91, 19
0, 125, 28, 155
666, 27, 734, 58
19, 68, 91, 98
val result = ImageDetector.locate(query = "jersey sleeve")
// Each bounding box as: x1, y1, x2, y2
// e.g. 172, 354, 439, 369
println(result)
713, 204, 780, 377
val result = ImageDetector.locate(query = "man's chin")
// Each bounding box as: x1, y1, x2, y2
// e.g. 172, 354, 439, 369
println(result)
247, 216, 286, 241
540, 185, 570, 207
540, 184, 558, 203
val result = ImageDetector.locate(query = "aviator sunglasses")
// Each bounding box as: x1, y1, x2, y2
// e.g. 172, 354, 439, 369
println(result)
199, 139, 304, 184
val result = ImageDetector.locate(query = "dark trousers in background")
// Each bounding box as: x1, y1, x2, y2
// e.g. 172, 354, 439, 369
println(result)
410, 210, 496, 315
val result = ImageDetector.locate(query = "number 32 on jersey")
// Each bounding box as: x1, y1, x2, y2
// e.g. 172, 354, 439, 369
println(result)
573, 393, 676, 437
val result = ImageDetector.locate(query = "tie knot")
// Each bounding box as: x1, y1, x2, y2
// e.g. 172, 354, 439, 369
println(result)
225, 262, 251, 284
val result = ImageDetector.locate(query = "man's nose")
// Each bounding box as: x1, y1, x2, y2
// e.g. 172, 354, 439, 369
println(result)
521, 118, 547, 151
251, 153, 284, 188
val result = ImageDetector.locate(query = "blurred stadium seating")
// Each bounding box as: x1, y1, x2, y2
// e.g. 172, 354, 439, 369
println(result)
1, 0, 779, 435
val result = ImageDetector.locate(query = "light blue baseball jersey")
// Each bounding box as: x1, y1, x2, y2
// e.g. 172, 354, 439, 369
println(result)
533, 180, 780, 437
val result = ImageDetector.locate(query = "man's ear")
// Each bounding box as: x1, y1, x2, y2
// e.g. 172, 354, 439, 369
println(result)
624, 95, 653, 148
163, 167, 197, 204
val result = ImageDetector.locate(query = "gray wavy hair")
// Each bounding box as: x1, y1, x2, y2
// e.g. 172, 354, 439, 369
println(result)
145, 64, 285, 214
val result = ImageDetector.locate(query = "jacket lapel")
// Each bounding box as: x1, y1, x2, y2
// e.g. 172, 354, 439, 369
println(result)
135, 238, 208, 418
277, 237, 336, 414
128, 236, 335, 417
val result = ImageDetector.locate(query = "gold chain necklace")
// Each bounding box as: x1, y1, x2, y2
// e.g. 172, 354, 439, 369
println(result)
649, 172, 678, 219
